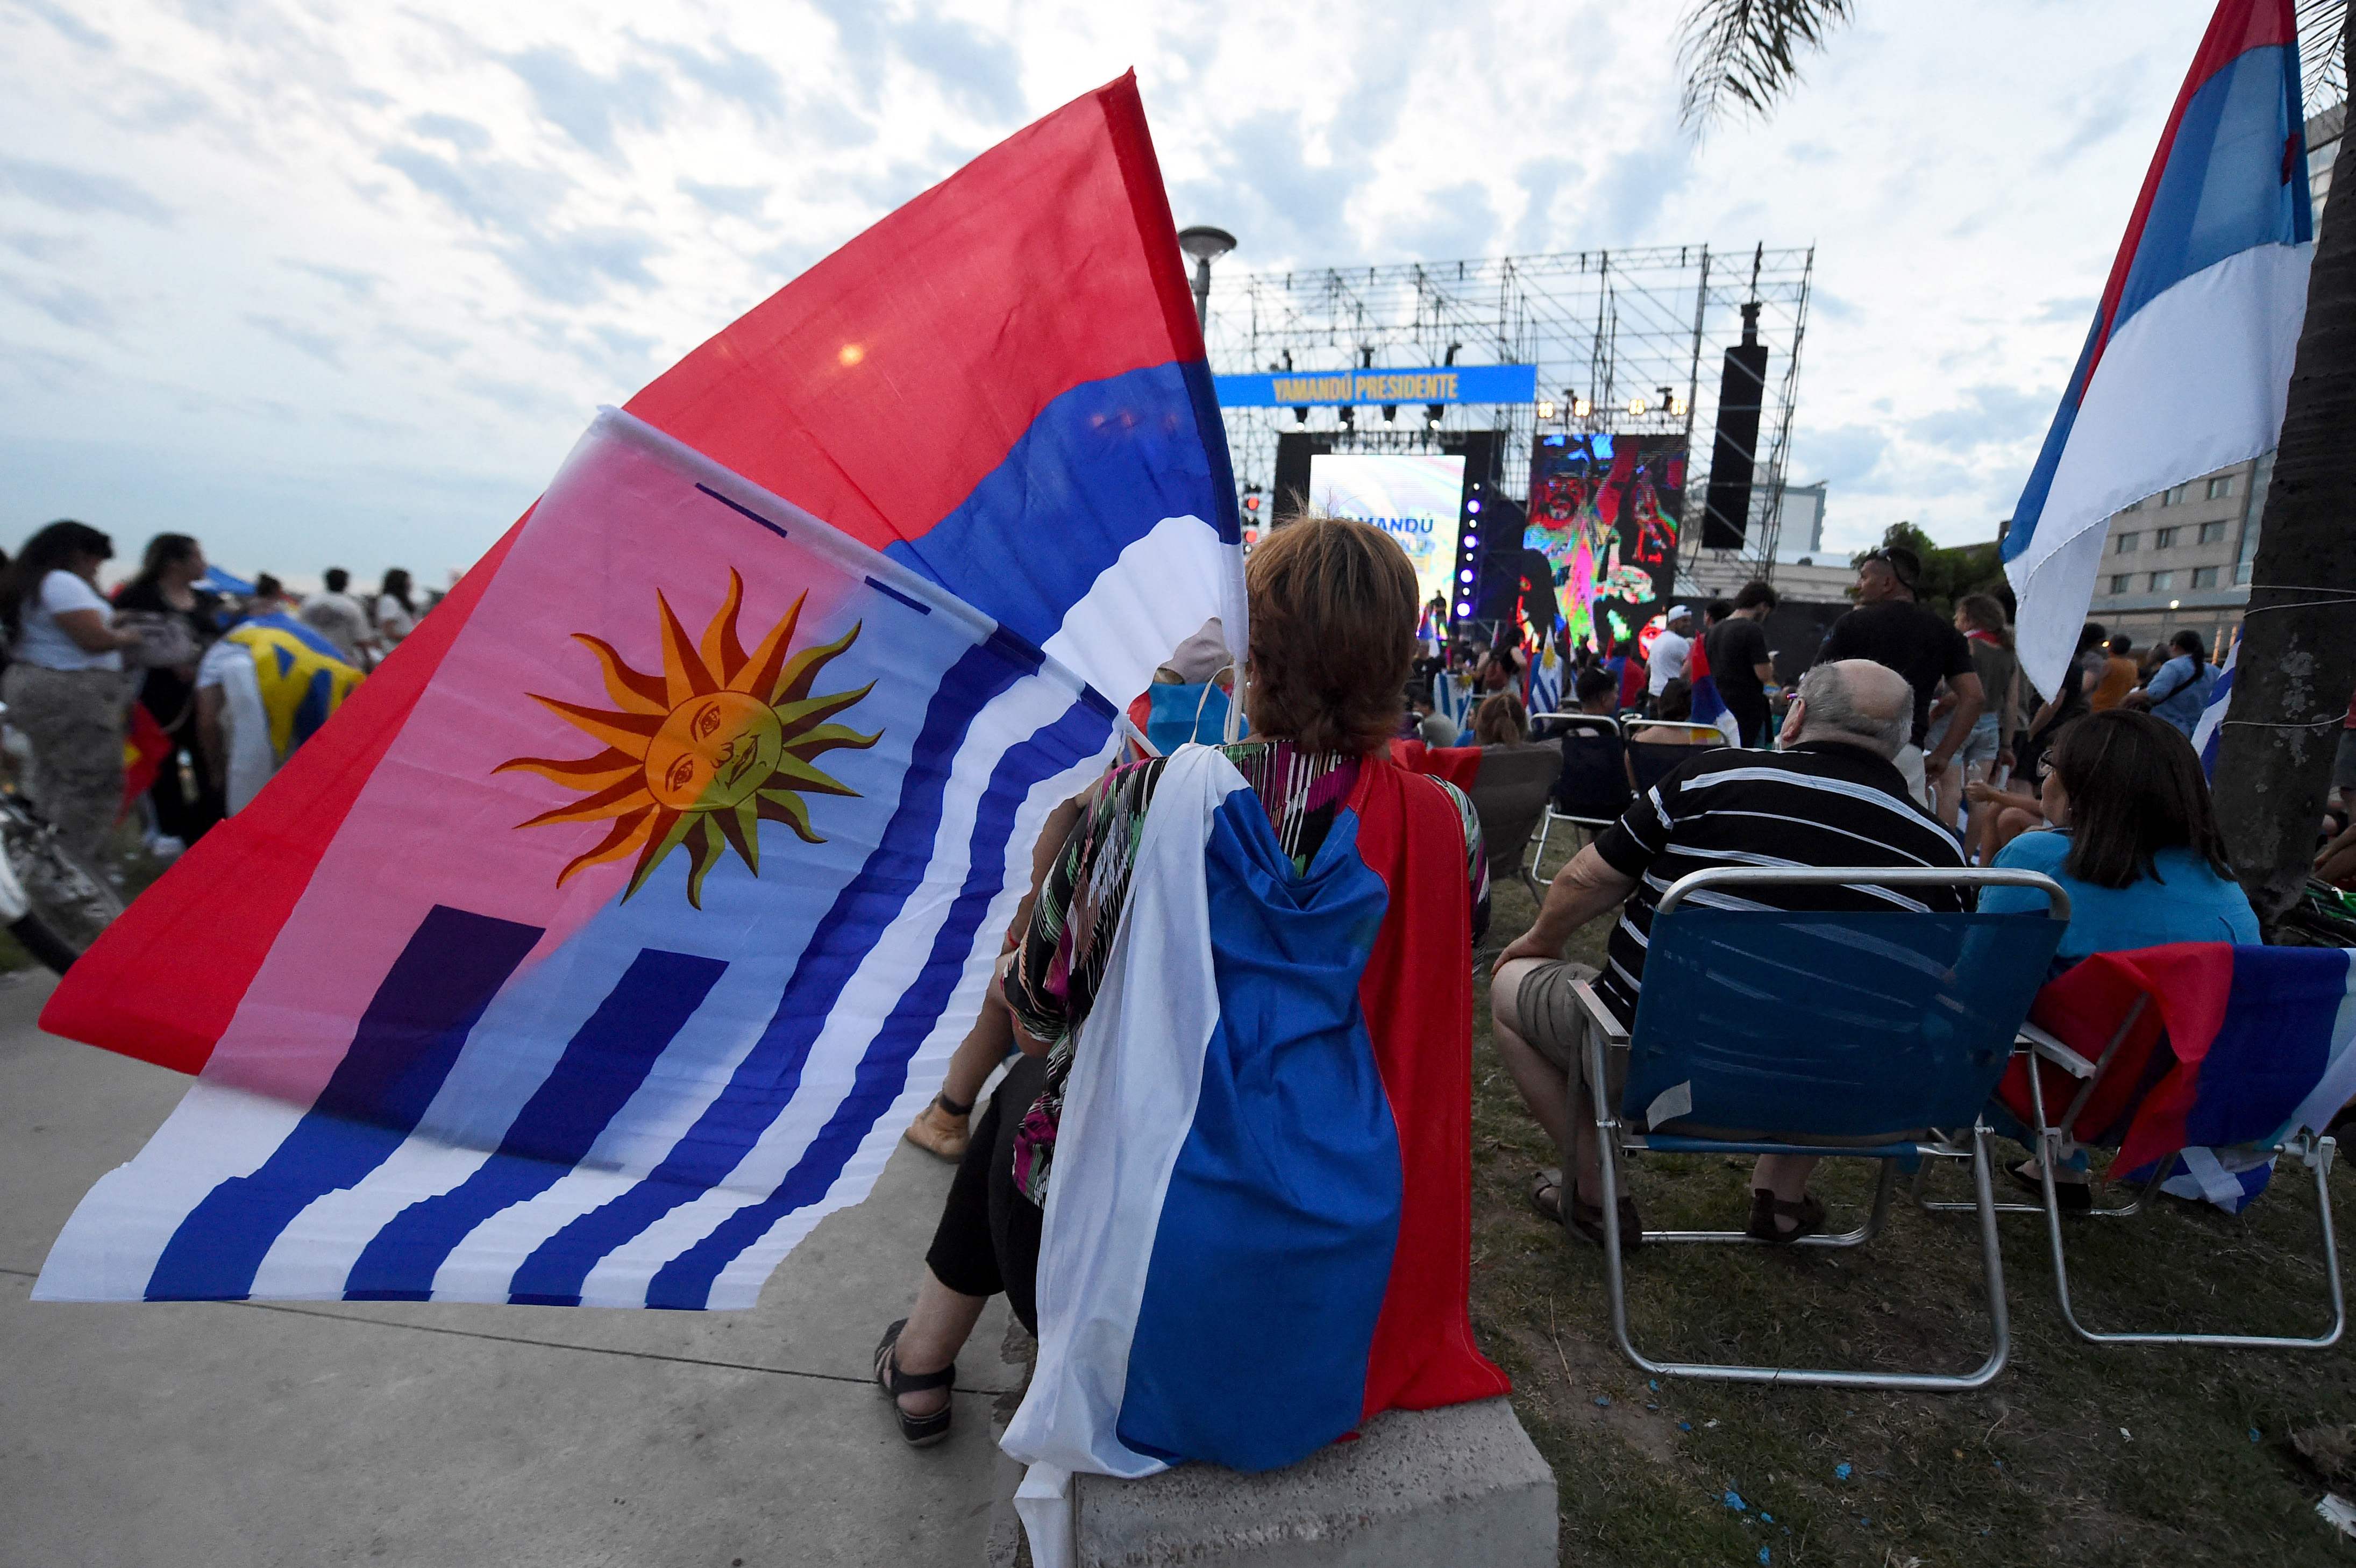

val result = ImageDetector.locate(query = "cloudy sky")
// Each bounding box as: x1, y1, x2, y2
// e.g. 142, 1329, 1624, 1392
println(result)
0, 0, 2241, 585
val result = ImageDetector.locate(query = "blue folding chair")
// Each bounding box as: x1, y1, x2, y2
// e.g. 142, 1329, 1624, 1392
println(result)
1573, 865, 2070, 1389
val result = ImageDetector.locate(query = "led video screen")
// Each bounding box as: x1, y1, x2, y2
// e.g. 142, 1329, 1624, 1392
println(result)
1525, 433, 1685, 650
1306, 454, 1467, 614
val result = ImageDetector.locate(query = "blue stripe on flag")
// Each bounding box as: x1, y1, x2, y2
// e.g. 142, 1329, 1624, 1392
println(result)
883, 362, 1233, 654
1114, 797, 1400, 1472
145, 907, 543, 1301
2194, 635, 2237, 778
643, 690, 1116, 1308
2108, 44, 2312, 344
339, 947, 728, 1301
2184, 945, 2344, 1149
505, 638, 1049, 1306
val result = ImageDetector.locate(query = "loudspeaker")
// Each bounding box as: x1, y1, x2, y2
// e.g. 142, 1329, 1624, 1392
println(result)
1701, 302, 1770, 552
1273, 432, 1329, 523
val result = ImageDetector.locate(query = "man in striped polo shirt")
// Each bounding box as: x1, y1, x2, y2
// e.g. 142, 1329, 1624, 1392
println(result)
1491, 659, 1965, 1246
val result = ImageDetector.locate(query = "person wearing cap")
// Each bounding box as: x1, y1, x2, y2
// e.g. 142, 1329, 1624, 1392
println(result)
1817, 546, 1982, 808
908, 619, 1240, 1161
1646, 605, 1696, 709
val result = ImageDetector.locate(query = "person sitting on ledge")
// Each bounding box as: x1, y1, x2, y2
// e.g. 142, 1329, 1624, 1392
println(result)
1490, 659, 1967, 1246
873, 517, 1494, 1449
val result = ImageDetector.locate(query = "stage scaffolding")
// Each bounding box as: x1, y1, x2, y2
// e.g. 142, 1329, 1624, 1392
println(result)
1200, 244, 1814, 584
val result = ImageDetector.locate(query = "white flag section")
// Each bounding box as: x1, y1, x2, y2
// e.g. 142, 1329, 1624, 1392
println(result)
2006, 248, 2307, 696
36, 411, 1120, 1309
2002, 3, 2312, 698
1003, 746, 1240, 1568
2191, 632, 2240, 776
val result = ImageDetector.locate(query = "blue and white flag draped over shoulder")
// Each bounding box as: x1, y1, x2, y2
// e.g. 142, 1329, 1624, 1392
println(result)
34, 76, 1245, 1309
2002, 0, 2312, 699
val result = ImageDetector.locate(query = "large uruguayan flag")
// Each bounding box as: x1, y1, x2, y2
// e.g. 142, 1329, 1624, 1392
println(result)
35, 75, 1245, 1309
2003, 0, 2312, 699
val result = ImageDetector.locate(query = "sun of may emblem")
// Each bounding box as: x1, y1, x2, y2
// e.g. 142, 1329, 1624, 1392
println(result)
497, 570, 879, 907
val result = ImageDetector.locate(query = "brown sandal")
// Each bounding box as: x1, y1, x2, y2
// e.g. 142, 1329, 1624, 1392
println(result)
874, 1318, 956, 1448
1746, 1189, 1826, 1243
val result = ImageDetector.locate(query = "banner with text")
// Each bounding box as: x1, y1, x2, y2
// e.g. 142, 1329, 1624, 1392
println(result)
1215, 365, 1538, 408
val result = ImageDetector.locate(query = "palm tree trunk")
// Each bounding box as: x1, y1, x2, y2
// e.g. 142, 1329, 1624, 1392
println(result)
2213, 28, 2356, 926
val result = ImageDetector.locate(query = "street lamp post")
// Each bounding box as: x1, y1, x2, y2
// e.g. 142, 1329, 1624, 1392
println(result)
1176, 225, 1236, 332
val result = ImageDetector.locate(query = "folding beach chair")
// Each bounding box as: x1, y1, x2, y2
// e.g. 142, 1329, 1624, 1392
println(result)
1466, 744, 1564, 903
1918, 942, 2352, 1349
1624, 722, 1728, 796
1574, 865, 2070, 1389
1527, 714, 1627, 875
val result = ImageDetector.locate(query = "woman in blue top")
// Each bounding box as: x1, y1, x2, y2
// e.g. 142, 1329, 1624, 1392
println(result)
1979, 709, 2258, 1202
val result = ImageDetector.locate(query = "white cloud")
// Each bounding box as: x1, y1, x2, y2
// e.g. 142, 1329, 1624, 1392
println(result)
0, 0, 2235, 582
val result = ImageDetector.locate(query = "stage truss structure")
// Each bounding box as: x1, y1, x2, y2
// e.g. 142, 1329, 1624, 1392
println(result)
1201, 244, 1814, 585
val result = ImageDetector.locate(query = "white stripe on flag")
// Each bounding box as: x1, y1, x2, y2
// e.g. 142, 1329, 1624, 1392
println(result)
1003, 744, 1247, 1568
2009, 243, 2310, 697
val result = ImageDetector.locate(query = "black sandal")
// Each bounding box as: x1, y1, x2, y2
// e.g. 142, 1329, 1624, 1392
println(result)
1565, 1192, 1646, 1250
2007, 1159, 2092, 1212
874, 1318, 956, 1448
1746, 1189, 1827, 1243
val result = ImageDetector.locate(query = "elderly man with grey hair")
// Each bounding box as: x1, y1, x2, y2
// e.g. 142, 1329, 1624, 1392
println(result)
1492, 659, 1967, 1247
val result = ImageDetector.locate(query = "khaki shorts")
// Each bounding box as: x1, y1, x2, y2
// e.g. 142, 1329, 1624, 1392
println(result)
1510, 958, 1628, 1108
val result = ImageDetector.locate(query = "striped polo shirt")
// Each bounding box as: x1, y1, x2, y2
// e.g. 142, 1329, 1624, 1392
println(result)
1588, 742, 1968, 1028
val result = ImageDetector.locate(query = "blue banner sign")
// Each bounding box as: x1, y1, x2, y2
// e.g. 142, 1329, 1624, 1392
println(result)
1213, 364, 1538, 408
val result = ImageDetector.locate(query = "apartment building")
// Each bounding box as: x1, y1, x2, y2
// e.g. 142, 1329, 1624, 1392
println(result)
2082, 99, 2341, 653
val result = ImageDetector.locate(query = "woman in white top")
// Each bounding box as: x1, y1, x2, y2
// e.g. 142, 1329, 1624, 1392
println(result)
2, 521, 142, 860
374, 568, 417, 650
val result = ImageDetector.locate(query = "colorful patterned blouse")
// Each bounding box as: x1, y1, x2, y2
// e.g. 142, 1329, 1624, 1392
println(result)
1002, 740, 1489, 1205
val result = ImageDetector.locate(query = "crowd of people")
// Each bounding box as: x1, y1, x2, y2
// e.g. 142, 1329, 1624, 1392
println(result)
0, 519, 432, 867
874, 524, 2355, 1427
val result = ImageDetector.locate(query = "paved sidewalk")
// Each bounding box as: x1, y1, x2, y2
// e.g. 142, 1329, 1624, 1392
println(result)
0, 971, 1016, 1568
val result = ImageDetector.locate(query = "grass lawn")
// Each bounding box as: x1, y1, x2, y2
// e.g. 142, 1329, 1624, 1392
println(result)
1471, 840, 2356, 1567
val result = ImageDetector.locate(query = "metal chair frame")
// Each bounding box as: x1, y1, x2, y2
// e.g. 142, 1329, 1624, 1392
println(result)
1578, 864, 2072, 1391
1527, 712, 1621, 878
1912, 995, 2346, 1350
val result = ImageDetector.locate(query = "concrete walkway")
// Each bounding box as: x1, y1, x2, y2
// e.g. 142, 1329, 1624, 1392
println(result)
0, 971, 1016, 1568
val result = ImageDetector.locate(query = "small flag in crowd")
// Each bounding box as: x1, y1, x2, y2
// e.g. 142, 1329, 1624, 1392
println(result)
118, 702, 171, 823
1527, 636, 1563, 715
34, 74, 1245, 1310
2191, 630, 2239, 776
1686, 625, 1725, 727
2004, 0, 2312, 698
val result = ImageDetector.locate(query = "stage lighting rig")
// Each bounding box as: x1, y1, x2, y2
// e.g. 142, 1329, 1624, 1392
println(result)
1380, 404, 1397, 424
1292, 406, 1309, 425
1536, 398, 1556, 420
1425, 404, 1443, 430
1573, 395, 1592, 419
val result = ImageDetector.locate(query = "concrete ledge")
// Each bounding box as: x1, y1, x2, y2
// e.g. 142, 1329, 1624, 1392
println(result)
1065, 1398, 1557, 1567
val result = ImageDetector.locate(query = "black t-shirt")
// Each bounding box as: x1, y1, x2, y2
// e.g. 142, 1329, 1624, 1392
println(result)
1704, 618, 1772, 708
1819, 601, 1974, 745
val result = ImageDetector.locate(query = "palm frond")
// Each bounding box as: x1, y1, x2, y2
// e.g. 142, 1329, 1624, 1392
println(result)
2297, 0, 2347, 116
1676, 0, 1857, 134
